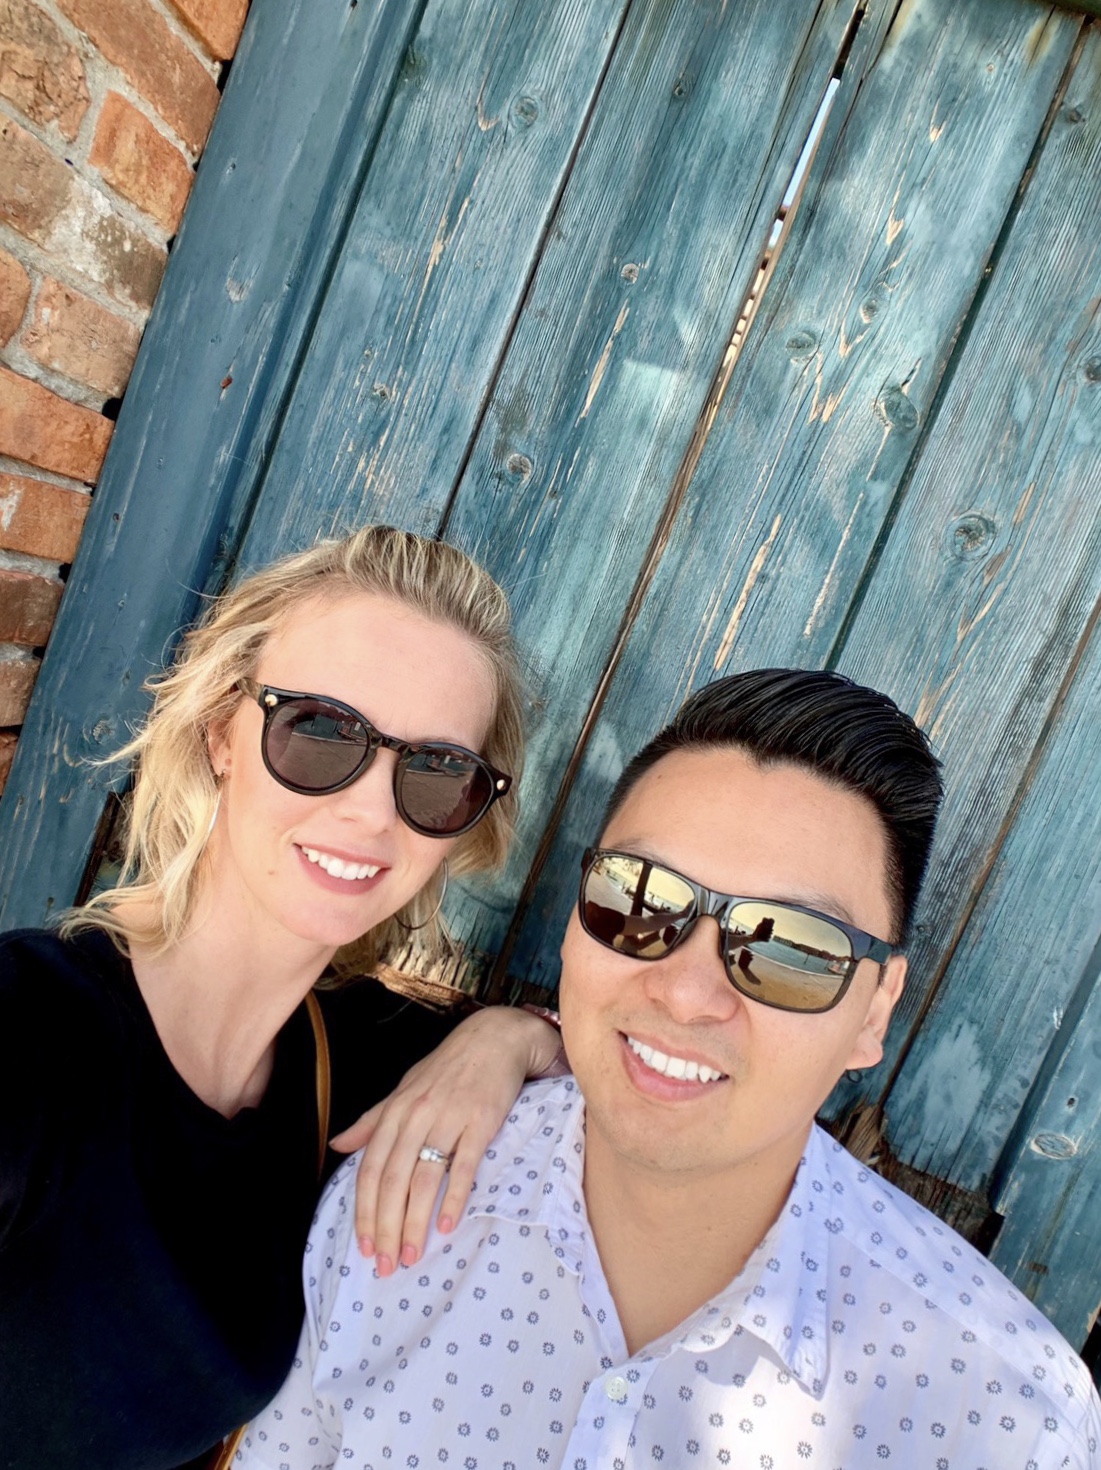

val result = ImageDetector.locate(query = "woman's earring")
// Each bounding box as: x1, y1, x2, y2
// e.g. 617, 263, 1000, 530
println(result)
202, 771, 225, 848
397, 859, 449, 931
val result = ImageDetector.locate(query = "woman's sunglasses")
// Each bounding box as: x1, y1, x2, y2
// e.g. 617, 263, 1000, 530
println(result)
578, 848, 895, 1014
238, 680, 511, 838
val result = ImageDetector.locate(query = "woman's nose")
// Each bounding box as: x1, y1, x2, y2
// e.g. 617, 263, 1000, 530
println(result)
331, 749, 402, 830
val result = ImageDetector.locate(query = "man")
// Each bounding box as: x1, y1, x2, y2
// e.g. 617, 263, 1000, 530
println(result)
239, 669, 1101, 1468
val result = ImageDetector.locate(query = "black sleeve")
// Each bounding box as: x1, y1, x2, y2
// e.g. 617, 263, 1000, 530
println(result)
314, 977, 460, 1139
0, 930, 121, 1246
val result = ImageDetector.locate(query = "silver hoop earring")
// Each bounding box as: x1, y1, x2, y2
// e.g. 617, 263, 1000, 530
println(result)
397, 860, 449, 931
202, 773, 224, 848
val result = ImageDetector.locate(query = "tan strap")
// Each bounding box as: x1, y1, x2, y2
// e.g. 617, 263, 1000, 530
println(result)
305, 989, 331, 1177
206, 991, 331, 1470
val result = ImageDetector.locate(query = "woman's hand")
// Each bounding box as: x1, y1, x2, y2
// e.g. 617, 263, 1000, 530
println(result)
329, 1005, 563, 1275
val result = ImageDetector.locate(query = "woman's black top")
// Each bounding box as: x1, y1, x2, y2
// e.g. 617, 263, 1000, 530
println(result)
0, 927, 454, 1470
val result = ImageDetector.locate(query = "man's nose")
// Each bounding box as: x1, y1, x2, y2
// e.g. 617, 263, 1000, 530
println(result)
641, 914, 739, 1023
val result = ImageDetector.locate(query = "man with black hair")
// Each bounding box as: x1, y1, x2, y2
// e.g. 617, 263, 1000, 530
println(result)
239, 669, 1101, 1469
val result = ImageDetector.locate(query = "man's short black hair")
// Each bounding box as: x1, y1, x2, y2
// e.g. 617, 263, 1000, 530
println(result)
602, 668, 943, 944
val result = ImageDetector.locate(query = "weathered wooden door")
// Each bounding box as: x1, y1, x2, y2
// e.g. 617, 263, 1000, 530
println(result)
2, 0, 1100, 1353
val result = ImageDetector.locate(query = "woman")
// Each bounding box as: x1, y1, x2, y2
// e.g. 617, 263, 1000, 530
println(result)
0, 526, 561, 1470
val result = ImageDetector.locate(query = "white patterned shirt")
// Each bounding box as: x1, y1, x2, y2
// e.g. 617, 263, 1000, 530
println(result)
237, 1077, 1101, 1470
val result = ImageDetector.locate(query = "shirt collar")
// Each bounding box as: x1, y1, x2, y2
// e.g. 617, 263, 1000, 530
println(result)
465, 1083, 834, 1390
465, 1077, 590, 1272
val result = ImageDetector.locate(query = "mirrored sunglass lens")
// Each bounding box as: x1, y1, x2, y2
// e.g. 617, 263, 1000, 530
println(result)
583, 854, 695, 958
724, 902, 852, 1011
266, 699, 370, 791
399, 748, 493, 833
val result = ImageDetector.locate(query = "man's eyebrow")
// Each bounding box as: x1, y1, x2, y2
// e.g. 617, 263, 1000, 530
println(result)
600, 840, 863, 929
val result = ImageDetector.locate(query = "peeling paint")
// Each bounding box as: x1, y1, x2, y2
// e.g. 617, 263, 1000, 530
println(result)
577, 301, 630, 423
475, 78, 499, 132
804, 495, 863, 637
886, 209, 905, 246
0, 487, 20, 533
892, 1019, 992, 1162
713, 514, 782, 670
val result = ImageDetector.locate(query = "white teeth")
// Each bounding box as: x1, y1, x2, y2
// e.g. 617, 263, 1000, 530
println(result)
302, 848, 380, 882
627, 1036, 724, 1084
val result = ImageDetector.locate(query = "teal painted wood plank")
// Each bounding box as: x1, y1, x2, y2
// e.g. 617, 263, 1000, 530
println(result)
235, 0, 629, 566
989, 912, 1101, 1345
0, 0, 424, 928
821, 28, 1101, 1151
498, 0, 1079, 992
437, 0, 868, 969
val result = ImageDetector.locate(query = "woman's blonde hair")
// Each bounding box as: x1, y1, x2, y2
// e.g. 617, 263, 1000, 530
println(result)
62, 525, 525, 974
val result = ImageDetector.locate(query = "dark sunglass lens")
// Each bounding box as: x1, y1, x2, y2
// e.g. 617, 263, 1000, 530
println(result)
398, 748, 494, 834
583, 853, 695, 958
265, 699, 371, 792
725, 902, 852, 1011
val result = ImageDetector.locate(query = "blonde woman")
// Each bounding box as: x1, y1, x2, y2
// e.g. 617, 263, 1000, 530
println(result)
0, 526, 561, 1470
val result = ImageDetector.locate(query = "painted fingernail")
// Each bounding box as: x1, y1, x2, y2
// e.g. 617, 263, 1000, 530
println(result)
376, 1254, 393, 1277
438, 1215, 453, 1234
358, 1235, 375, 1258
400, 1243, 418, 1267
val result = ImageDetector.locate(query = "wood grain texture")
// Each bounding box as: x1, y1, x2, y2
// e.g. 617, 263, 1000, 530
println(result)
0, 0, 425, 927
235, 0, 629, 564
989, 831, 1101, 1343
498, 0, 1079, 992
824, 28, 1101, 1155
437, 0, 866, 971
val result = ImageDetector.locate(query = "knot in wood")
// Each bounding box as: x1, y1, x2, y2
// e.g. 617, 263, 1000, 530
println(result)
512, 96, 539, 125
950, 513, 995, 560
620, 263, 640, 284
785, 327, 819, 361
87, 717, 117, 748
506, 452, 532, 479
1065, 106, 1084, 126
874, 385, 919, 433
671, 74, 693, 101
1083, 356, 1101, 384
1029, 1131, 1077, 1160
371, 382, 392, 402
860, 294, 881, 323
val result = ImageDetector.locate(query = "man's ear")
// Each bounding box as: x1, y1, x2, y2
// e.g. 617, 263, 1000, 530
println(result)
846, 954, 907, 1072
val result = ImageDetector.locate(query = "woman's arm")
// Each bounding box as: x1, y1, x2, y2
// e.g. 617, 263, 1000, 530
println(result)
330, 1004, 563, 1274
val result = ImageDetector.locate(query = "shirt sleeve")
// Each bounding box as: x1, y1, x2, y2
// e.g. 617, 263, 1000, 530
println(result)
0, 932, 116, 1246
1074, 1376, 1101, 1469
235, 1156, 361, 1469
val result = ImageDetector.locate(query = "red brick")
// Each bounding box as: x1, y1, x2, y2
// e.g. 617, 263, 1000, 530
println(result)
0, 113, 73, 245
0, 366, 112, 482
57, 0, 219, 152
23, 275, 142, 396
0, 247, 31, 345
0, 729, 16, 794
0, 567, 62, 644
0, 651, 38, 724
90, 91, 193, 233
0, 472, 89, 560
168, 0, 248, 62
0, 0, 90, 139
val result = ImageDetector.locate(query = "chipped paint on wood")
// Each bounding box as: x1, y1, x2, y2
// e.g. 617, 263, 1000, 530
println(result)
803, 494, 863, 637
713, 515, 782, 670
577, 300, 630, 423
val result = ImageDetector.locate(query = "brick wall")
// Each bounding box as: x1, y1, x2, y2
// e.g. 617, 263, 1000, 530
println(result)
0, 0, 249, 795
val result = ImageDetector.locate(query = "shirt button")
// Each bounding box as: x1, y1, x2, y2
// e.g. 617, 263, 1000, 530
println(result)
605, 1376, 629, 1403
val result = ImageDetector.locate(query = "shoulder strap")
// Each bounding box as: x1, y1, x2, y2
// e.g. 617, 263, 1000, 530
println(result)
305, 989, 331, 1177
207, 992, 331, 1470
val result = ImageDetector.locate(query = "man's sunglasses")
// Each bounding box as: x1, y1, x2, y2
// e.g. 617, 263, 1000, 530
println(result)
238, 680, 511, 838
578, 848, 895, 1014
